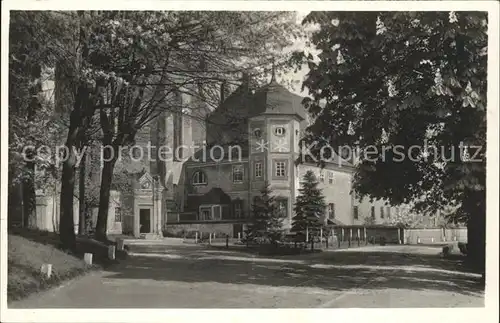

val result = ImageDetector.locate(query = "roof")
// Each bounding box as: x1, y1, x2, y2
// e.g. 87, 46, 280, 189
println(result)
250, 81, 307, 120
208, 79, 307, 123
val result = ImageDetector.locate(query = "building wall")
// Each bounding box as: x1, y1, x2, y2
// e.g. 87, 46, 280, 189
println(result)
298, 164, 354, 225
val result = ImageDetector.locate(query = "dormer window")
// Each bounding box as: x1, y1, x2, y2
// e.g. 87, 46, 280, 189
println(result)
141, 181, 151, 189
192, 170, 207, 185
274, 127, 286, 136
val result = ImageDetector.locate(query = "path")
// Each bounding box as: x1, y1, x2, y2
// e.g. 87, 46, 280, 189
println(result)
10, 244, 484, 308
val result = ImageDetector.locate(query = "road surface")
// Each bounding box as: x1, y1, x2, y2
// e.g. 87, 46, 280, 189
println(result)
10, 244, 484, 308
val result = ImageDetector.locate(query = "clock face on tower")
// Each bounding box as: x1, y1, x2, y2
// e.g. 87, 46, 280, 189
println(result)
141, 181, 151, 189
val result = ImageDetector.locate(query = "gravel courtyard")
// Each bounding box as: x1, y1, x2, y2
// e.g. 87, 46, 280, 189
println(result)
10, 244, 484, 308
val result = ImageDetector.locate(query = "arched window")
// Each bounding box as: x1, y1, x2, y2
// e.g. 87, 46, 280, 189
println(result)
192, 170, 207, 185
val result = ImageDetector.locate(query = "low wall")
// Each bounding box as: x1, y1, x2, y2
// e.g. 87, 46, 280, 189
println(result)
403, 227, 467, 244
331, 226, 402, 244
165, 223, 235, 237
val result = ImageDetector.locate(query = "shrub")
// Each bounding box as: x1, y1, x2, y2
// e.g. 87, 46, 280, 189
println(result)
441, 245, 451, 257
458, 242, 468, 255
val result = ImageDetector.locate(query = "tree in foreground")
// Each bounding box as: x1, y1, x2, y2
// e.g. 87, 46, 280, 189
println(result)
246, 182, 286, 246
10, 11, 301, 247
292, 170, 326, 251
292, 12, 486, 268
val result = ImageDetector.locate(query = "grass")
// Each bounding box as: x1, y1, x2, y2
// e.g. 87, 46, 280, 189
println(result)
8, 229, 128, 302
8, 234, 92, 302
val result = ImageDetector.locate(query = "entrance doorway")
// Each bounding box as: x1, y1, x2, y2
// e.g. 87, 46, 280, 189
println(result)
139, 208, 151, 233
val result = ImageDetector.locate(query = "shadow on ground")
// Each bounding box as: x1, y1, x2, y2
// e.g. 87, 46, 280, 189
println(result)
106, 245, 484, 297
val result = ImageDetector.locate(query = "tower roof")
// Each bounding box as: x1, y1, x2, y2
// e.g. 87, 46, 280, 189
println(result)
250, 80, 307, 120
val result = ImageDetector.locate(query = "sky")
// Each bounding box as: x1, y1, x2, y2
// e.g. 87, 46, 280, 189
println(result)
278, 11, 319, 97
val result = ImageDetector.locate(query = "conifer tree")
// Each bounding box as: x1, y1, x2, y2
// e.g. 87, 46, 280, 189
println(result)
246, 182, 285, 246
292, 170, 326, 250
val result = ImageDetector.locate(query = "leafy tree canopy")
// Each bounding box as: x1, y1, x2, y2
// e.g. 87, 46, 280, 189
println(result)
292, 11, 486, 222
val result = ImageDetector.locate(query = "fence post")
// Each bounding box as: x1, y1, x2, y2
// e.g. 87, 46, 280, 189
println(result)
238, 232, 241, 241
108, 245, 116, 260
41, 264, 52, 278
84, 253, 93, 265
116, 239, 125, 251
226, 235, 229, 249
320, 227, 323, 248
364, 227, 367, 245
195, 231, 198, 244
209, 233, 212, 245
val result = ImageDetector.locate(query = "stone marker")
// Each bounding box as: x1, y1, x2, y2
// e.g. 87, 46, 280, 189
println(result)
431, 237, 434, 243
108, 245, 116, 260
41, 264, 52, 278
116, 239, 125, 251
84, 253, 93, 265
195, 231, 198, 243
237, 232, 241, 240
417, 236, 421, 244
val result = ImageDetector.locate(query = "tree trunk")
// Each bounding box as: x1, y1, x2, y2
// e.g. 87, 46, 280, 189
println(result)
59, 147, 77, 250
22, 161, 36, 228
466, 192, 485, 272
59, 107, 81, 250
95, 156, 117, 241
78, 150, 87, 235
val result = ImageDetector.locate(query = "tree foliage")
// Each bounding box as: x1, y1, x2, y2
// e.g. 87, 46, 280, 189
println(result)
292, 170, 326, 249
292, 12, 486, 265
9, 11, 301, 245
247, 182, 286, 245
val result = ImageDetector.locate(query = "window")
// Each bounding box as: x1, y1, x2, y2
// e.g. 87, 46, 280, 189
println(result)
232, 165, 244, 182
371, 206, 375, 219
274, 126, 286, 136
114, 207, 122, 222
320, 172, 325, 183
328, 203, 335, 219
212, 205, 222, 220
255, 162, 263, 178
192, 171, 207, 185
199, 205, 224, 221
353, 206, 359, 220
233, 199, 244, 218
328, 172, 334, 184
380, 206, 385, 218
275, 161, 286, 177
276, 198, 288, 218
199, 207, 211, 221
